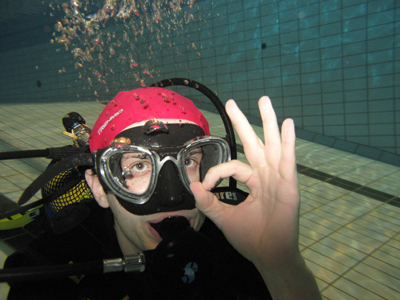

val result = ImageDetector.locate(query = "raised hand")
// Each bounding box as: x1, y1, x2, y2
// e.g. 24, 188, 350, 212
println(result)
190, 96, 321, 299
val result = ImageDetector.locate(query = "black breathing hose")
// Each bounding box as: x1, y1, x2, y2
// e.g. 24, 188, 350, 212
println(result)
0, 261, 104, 282
0, 146, 88, 161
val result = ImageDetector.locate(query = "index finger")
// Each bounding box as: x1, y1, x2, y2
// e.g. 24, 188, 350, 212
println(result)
225, 99, 266, 167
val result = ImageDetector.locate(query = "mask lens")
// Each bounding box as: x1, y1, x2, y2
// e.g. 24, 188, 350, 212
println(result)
100, 146, 156, 204
120, 151, 152, 195
183, 147, 203, 183
181, 137, 230, 187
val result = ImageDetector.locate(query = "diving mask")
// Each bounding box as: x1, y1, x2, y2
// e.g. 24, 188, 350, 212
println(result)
95, 134, 231, 205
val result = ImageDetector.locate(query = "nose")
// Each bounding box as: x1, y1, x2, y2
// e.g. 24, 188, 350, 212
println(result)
153, 160, 193, 208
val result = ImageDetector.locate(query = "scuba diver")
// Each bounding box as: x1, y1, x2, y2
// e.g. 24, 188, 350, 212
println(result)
2, 79, 321, 299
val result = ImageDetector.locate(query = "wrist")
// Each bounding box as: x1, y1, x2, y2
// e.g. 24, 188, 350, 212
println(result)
255, 252, 322, 300
254, 248, 304, 276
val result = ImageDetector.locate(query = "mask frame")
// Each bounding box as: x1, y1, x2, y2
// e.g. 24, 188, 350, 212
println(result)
95, 136, 231, 205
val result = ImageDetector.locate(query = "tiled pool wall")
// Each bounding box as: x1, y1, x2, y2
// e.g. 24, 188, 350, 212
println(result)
0, 0, 399, 165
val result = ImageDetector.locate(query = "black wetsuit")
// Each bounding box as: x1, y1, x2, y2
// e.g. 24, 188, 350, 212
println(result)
4, 203, 272, 300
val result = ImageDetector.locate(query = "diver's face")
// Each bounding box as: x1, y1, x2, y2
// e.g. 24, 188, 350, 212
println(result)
100, 121, 207, 254
106, 192, 206, 254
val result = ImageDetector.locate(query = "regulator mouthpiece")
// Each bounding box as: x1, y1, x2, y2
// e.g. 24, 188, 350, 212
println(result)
151, 216, 191, 239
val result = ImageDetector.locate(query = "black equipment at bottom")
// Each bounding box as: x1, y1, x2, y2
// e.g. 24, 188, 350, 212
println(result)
0, 217, 217, 297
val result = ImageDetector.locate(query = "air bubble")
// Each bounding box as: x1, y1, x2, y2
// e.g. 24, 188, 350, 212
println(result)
51, 0, 201, 100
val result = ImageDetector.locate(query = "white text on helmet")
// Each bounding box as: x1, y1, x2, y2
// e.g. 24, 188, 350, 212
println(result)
98, 109, 124, 135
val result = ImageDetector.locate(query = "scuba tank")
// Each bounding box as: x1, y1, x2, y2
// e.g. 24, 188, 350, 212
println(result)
42, 112, 94, 234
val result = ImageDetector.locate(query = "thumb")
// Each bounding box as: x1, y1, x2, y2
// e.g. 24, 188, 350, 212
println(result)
190, 182, 225, 222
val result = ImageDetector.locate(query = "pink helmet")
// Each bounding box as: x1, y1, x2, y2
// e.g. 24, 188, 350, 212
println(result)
89, 87, 210, 152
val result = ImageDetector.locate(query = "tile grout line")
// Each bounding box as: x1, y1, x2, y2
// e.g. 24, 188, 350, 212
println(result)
319, 230, 400, 296
298, 198, 400, 297
237, 143, 400, 207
